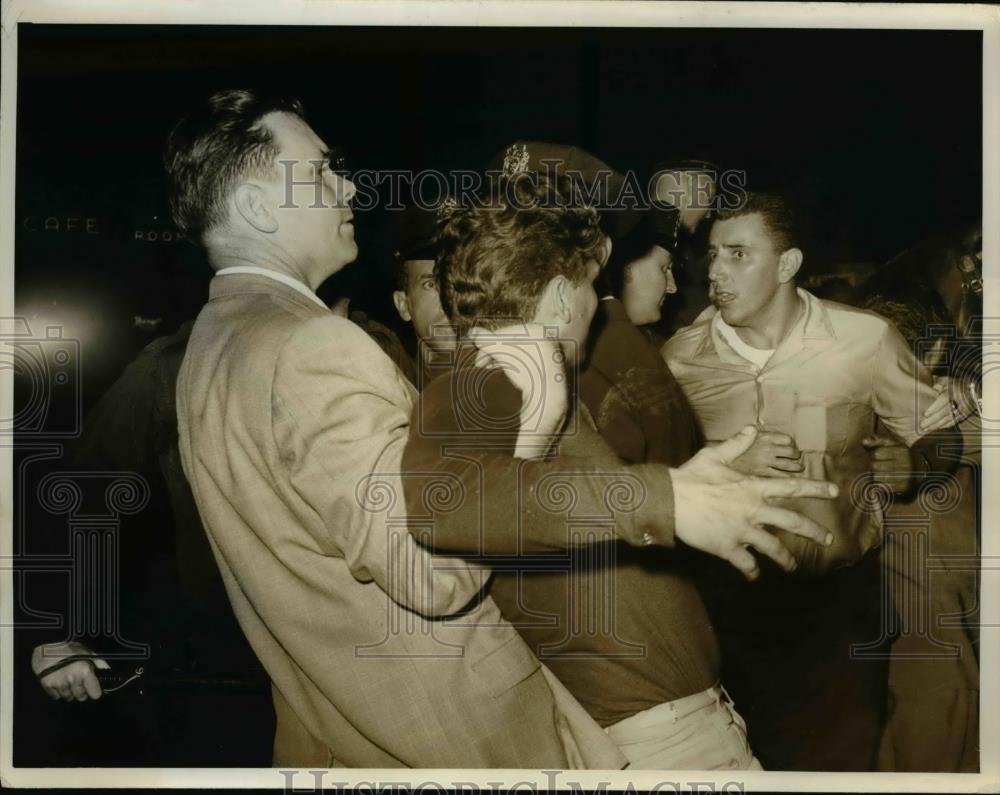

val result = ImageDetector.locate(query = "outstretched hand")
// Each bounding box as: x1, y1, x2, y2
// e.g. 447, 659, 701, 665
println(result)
468, 322, 568, 457
671, 426, 837, 580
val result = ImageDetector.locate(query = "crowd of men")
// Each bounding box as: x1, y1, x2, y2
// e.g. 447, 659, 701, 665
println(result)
29, 89, 982, 772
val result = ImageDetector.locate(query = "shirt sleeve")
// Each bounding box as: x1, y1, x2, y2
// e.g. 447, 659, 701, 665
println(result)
872, 320, 939, 447
402, 365, 676, 556
271, 315, 490, 619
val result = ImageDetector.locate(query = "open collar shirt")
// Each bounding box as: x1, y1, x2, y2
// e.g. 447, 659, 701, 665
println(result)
662, 288, 938, 574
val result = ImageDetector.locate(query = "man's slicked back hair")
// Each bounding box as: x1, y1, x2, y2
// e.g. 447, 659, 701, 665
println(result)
163, 89, 305, 243
714, 191, 802, 254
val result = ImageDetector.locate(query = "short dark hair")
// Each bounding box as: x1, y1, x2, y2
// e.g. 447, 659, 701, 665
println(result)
714, 191, 801, 253
395, 251, 436, 292
436, 174, 604, 334
163, 89, 305, 243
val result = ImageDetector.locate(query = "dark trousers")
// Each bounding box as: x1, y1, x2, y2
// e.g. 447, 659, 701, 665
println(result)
700, 549, 890, 771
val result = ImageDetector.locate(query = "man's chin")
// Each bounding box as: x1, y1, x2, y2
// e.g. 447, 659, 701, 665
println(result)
341, 240, 360, 262
639, 306, 662, 326
716, 304, 739, 325
326, 243, 359, 275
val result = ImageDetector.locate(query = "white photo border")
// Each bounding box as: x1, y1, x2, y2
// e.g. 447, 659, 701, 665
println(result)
1, 1, 997, 790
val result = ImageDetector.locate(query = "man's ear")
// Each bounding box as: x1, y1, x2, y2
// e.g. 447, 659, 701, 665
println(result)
531, 275, 567, 326
551, 275, 573, 324
233, 182, 279, 234
778, 248, 803, 284
600, 236, 613, 268
392, 289, 412, 323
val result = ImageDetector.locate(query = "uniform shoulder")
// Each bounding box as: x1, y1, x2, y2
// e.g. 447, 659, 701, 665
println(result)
589, 306, 663, 373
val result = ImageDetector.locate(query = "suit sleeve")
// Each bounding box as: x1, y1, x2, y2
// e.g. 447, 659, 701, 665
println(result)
402, 366, 676, 556
271, 315, 489, 619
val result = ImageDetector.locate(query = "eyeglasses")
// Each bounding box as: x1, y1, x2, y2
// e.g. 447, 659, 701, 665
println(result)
956, 251, 982, 295
325, 148, 351, 178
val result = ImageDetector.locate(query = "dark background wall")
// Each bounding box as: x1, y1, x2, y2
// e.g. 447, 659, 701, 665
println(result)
15, 23, 982, 410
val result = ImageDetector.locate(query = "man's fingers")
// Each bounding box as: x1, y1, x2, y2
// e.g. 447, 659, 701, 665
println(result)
766, 458, 804, 473
70, 678, 89, 702
727, 546, 760, 581
711, 425, 760, 465
861, 435, 896, 448
759, 432, 794, 446
42, 684, 60, 700
758, 476, 838, 500
752, 504, 833, 546
925, 391, 951, 414
744, 526, 797, 572
473, 348, 497, 371
57, 684, 74, 701
82, 669, 103, 700
919, 405, 953, 433
771, 445, 802, 460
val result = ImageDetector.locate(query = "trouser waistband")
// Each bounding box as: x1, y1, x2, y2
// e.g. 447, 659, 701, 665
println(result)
606, 682, 732, 733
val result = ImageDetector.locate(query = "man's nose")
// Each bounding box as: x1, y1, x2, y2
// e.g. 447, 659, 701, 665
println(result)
707, 258, 725, 283
665, 270, 678, 294
340, 176, 357, 205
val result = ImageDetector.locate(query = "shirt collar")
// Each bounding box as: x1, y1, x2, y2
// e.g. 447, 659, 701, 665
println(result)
214, 266, 328, 310
797, 288, 838, 341
704, 288, 836, 369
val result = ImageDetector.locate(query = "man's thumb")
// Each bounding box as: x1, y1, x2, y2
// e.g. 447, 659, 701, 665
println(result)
713, 425, 759, 464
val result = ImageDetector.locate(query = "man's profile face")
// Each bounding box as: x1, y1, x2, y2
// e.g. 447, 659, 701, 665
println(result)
260, 111, 358, 275
707, 213, 783, 327
393, 259, 456, 354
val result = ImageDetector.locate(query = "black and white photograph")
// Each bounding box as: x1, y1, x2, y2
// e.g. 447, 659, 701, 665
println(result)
1, 1, 997, 790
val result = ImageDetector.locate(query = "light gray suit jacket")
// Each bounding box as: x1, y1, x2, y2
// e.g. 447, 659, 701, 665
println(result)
176, 273, 625, 769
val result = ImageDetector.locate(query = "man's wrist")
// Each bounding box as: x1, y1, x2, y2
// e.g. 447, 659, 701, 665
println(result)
620, 463, 675, 548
